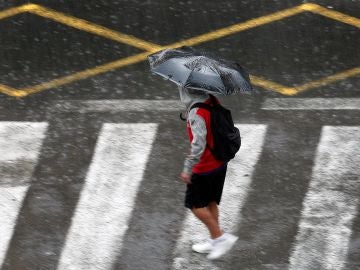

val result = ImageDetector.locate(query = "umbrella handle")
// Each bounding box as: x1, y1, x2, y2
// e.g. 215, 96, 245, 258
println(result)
179, 112, 187, 121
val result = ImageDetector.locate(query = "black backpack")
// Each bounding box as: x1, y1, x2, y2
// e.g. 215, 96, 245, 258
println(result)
190, 95, 241, 162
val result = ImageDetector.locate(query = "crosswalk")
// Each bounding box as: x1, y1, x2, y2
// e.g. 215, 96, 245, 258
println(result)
0, 121, 359, 270
57, 124, 158, 270
289, 126, 360, 270
0, 122, 48, 268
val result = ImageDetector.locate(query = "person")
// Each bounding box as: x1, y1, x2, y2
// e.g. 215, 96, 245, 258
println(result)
178, 86, 238, 260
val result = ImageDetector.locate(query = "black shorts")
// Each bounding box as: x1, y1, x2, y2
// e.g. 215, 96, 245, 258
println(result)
185, 165, 227, 209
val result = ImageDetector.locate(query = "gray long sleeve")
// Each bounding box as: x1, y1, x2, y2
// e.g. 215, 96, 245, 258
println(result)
183, 108, 207, 174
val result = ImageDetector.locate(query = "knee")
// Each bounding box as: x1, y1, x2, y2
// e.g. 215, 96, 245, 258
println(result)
192, 207, 210, 219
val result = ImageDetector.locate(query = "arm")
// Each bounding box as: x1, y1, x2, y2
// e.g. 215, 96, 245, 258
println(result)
181, 109, 207, 182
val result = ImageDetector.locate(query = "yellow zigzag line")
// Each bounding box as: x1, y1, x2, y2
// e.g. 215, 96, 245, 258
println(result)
0, 3, 359, 97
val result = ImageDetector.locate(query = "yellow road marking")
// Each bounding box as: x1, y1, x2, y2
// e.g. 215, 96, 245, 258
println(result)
301, 3, 360, 28
0, 5, 30, 20
249, 76, 297, 95
0, 84, 27, 97
17, 55, 289, 97
0, 3, 359, 97
31, 2, 356, 97
20, 52, 152, 96
294, 67, 360, 93
26, 4, 161, 52
168, 5, 305, 49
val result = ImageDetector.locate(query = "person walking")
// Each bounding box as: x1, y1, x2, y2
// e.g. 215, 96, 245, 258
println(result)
179, 86, 238, 260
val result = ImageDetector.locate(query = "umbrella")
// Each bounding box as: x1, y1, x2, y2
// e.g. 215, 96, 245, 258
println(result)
148, 46, 252, 95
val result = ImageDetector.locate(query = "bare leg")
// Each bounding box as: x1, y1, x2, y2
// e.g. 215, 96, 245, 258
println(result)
192, 207, 223, 239
208, 201, 219, 224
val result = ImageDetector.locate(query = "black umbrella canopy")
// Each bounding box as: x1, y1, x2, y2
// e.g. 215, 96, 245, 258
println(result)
148, 46, 253, 95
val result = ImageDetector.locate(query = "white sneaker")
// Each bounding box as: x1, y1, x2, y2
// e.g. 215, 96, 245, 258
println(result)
192, 240, 213, 254
207, 233, 238, 260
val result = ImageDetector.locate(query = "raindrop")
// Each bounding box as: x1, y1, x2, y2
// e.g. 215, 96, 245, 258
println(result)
313, 46, 320, 53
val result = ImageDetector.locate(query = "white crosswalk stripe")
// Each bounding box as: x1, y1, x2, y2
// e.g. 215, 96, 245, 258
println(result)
262, 98, 360, 110
57, 123, 158, 270
0, 121, 359, 269
51, 98, 360, 113
172, 124, 268, 270
289, 126, 360, 270
0, 122, 48, 268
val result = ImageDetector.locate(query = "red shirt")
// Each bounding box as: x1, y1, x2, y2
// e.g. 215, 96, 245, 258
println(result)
187, 100, 224, 174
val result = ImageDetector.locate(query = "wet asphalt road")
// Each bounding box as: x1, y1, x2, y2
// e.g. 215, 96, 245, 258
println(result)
0, 1, 359, 270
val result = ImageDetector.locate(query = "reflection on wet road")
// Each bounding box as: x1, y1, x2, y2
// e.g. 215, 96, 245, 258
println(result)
0, 1, 359, 270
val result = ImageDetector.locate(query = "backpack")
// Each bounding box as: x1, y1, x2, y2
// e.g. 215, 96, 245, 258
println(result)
190, 95, 241, 162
